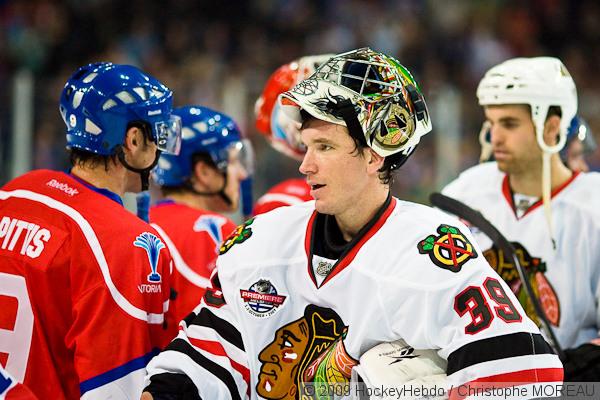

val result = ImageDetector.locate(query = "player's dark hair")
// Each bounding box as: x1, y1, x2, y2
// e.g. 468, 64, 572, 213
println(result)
546, 105, 562, 119
300, 110, 402, 185
69, 121, 153, 170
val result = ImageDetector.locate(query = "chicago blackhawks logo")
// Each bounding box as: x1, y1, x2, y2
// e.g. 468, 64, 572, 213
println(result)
219, 218, 254, 255
257, 305, 357, 399
133, 232, 165, 283
377, 102, 414, 149
240, 279, 286, 318
484, 243, 560, 326
418, 224, 478, 272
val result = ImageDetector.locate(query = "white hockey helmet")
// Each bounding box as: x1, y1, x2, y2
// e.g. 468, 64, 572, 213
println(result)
477, 57, 577, 154
279, 48, 432, 162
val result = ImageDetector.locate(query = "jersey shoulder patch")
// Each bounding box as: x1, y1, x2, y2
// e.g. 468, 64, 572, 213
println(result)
417, 224, 478, 272
219, 218, 254, 255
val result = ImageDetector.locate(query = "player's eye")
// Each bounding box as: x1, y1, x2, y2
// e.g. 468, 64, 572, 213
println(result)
501, 121, 519, 129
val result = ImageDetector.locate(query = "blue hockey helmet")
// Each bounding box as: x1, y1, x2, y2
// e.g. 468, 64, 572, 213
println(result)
566, 116, 596, 152
59, 62, 181, 156
152, 105, 253, 187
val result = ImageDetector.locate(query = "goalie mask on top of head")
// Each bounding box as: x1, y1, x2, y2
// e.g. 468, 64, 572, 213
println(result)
279, 47, 432, 168
60, 62, 181, 157
254, 54, 334, 160
152, 105, 254, 209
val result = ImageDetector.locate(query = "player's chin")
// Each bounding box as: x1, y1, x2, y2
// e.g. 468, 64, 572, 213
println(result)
228, 198, 240, 212
494, 160, 511, 173
314, 200, 335, 215
224, 191, 240, 211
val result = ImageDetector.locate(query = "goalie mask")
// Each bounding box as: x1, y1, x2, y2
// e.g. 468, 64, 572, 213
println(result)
255, 54, 334, 160
279, 47, 432, 167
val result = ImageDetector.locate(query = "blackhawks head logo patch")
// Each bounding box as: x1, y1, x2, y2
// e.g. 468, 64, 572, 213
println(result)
418, 224, 478, 272
219, 218, 254, 255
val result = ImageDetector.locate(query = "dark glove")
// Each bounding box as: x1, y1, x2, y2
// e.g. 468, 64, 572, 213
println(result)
144, 373, 202, 400
561, 343, 600, 382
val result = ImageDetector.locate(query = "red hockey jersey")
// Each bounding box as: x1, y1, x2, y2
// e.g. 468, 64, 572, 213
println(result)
150, 201, 236, 324
252, 178, 312, 216
0, 170, 175, 399
0, 366, 38, 400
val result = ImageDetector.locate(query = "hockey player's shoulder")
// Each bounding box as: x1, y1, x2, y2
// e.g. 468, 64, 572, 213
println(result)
2, 170, 85, 200
377, 200, 481, 279
393, 200, 467, 235
442, 162, 502, 197
218, 201, 314, 257
569, 170, 600, 192
561, 171, 600, 216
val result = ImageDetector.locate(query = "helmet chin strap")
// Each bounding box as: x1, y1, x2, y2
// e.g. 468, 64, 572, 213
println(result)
185, 173, 232, 206
117, 147, 161, 191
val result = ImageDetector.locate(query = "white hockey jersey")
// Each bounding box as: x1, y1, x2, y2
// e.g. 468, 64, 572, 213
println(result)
145, 196, 563, 399
442, 162, 600, 349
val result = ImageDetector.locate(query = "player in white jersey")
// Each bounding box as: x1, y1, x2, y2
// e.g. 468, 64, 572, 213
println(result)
442, 57, 600, 381
142, 48, 562, 400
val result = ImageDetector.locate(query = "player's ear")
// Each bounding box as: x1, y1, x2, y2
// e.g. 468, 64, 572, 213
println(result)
123, 126, 145, 152
191, 159, 218, 189
543, 115, 561, 146
366, 148, 384, 175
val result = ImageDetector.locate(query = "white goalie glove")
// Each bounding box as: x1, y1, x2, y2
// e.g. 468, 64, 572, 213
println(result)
351, 339, 448, 400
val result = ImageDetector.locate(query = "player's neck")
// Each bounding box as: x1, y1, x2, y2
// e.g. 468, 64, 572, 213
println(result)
167, 191, 214, 211
334, 184, 389, 242
71, 163, 129, 198
509, 155, 573, 197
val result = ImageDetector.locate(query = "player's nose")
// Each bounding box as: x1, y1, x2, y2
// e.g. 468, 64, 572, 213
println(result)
489, 126, 504, 145
299, 149, 316, 176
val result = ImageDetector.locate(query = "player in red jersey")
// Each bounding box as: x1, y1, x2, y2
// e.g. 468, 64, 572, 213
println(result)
0, 63, 181, 399
151, 105, 253, 324
252, 54, 332, 215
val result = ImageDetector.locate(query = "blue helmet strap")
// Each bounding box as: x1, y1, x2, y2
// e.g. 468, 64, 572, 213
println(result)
116, 146, 161, 191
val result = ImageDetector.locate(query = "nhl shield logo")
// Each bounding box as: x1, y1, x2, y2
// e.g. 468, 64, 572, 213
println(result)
418, 224, 478, 273
316, 261, 333, 277
134, 232, 166, 282
240, 279, 286, 318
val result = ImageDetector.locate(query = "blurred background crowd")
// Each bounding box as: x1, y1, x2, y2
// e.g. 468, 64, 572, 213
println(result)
1, 0, 599, 207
